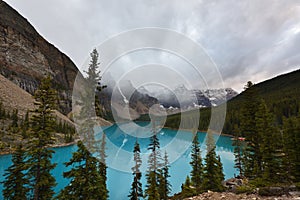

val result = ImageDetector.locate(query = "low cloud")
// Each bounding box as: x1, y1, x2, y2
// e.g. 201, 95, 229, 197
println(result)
4, 0, 300, 92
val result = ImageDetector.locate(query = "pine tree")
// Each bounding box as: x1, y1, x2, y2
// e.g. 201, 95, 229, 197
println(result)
216, 155, 225, 183
145, 121, 162, 200
27, 76, 57, 200
21, 111, 29, 138
57, 141, 106, 200
98, 132, 108, 200
180, 176, 196, 197
77, 48, 105, 150
128, 141, 143, 200
85, 49, 101, 89
232, 124, 244, 177
256, 100, 283, 183
240, 81, 262, 179
2, 145, 29, 200
282, 116, 300, 182
85, 48, 106, 117
202, 131, 225, 192
158, 151, 171, 200
11, 109, 18, 128
189, 132, 203, 192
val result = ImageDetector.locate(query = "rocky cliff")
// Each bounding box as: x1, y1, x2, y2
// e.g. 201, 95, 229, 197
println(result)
0, 0, 81, 114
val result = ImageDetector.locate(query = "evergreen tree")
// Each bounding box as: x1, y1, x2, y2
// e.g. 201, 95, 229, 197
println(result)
216, 155, 225, 183
240, 81, 262, 178
145, 121, 162, 200
128, 141, 143, 200
85, 48, 106, 117
189, 132, 203, 192
202, 131, 225, 192
63, 49, 108, 199
158, 151, 171, 200
11, 109, 18, 128
180, 176, 196, 197
57, 141, 106, 200
27, 76, 57, 200
2, 145, 29, 200
256, 100, 283, 183
232, 124, 244, 177
21, 111, 30, 138
78, 48, 105, 150
282, 116, 300, 182
98, 132, 108, 199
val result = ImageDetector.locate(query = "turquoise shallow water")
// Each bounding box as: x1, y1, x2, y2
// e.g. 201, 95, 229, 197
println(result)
0, 124, 237, 200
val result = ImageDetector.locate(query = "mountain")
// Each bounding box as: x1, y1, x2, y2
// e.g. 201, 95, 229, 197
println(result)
138, 84, 238, 109
98, 78, 159, 121
0, 0, 81, 115
165, 69, 300, 133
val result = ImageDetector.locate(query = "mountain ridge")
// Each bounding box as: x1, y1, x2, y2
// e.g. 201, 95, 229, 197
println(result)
0, 0, 82, 114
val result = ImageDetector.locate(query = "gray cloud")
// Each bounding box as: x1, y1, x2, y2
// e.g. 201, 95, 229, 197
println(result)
4, 0, 300, 92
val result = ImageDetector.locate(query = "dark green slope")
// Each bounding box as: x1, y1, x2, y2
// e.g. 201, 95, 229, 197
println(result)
229, 69, 300, 105
165, 69, 300, 134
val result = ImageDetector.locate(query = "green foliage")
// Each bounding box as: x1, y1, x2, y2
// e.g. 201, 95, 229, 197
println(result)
145, 122, 162, 200
256, 100, 285, 183
97, 133, 108, 199
189, 133, 203, 192
128, 141, 143, 200
85, 48, 106, 118
2, 145, 29, 200
240, 82, 262, 179
235, 184, 255, 194
21, 111, 30, 138
202, 131, 225, 192
282, 116, 300, 182
173, 176, 198, 199
158, 151, 172, 200
11, 109, 18, 128
165, 70, 300, 135
54, 120, 75, 143
232, 125, 244, 176
58, 49, 108, 199
57, 141, 106, 200
27, 76, 57, 200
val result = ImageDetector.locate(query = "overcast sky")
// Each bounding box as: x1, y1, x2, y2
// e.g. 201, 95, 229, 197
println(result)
4, 0, 300, 92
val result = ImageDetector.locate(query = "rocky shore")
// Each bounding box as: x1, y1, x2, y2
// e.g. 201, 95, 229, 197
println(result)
184, 190, 300, 200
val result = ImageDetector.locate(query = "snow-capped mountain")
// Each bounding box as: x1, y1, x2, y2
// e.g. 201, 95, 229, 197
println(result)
138, 84, 238, 109
100, 75, 238, 119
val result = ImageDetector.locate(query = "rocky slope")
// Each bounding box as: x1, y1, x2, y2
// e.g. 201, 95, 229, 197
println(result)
184, 191, 300, 200
0, 73, 73, 124
0, 0, 81, 114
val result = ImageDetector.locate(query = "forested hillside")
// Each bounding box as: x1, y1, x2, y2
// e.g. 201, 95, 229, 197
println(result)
165, 69, 300, 134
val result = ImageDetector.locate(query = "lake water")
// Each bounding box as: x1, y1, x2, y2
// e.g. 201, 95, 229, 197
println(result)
0, 124, 237, 200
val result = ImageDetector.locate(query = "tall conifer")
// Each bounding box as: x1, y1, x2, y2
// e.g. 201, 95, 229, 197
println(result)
27, 76, 57, 200
2, 145, 29, 200
128, 141, 143, 200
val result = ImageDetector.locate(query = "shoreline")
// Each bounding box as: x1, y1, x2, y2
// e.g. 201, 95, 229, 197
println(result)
164, 126, 234, 138
0, 139, 79, 156
1, 125, 234, 155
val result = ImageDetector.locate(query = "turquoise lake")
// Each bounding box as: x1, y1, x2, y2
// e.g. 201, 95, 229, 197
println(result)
0, 123, 237, 200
